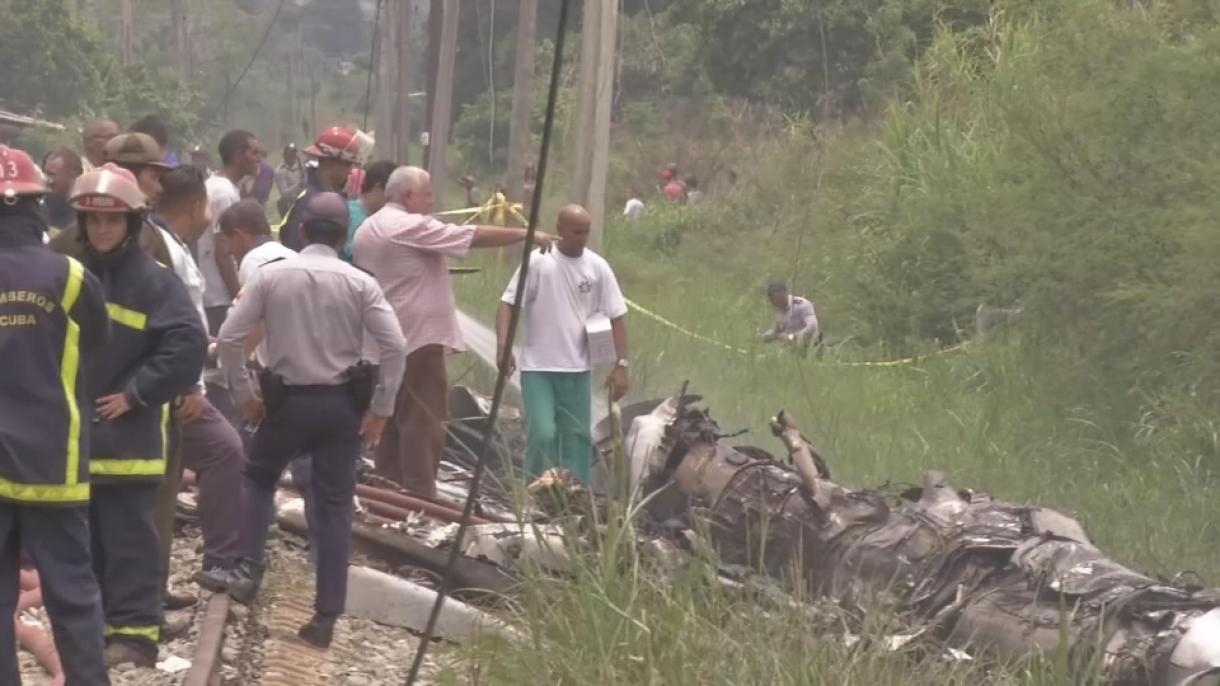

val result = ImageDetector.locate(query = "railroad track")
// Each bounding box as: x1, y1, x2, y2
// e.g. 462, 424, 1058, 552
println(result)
182, 548, 349, 685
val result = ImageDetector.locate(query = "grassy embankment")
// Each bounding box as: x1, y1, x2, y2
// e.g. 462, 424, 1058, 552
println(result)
438, 216, 1217, 683
431, 3, 1220, 681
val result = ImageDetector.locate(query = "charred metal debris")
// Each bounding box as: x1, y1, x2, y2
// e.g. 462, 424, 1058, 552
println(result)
262, 386, 1220, 685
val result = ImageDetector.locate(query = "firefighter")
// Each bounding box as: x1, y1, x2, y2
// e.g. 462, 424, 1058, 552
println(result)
49, 132, 173, 269
0, 146, 111, 684
277, 125, 373, 251
68, 164, 207, 667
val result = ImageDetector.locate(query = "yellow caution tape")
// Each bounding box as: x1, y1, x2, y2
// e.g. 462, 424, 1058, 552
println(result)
435, 194, 527, 227
623, 298, 967, 367
624, 298, 751, 355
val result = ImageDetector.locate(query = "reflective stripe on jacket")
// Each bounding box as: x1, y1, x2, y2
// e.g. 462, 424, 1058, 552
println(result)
0, 214, 110, 504
71, 233, 207, 482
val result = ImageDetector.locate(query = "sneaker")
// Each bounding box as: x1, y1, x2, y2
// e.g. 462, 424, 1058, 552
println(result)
296, 613, 336, 649
104, 639, 157, 668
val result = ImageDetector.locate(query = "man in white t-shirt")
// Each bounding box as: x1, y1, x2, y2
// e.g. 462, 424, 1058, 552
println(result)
496, 204, 629, 484
200, 130, 265, 334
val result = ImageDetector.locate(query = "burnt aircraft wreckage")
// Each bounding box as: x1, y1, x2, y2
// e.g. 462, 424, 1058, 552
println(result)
570, 392, 1220, 685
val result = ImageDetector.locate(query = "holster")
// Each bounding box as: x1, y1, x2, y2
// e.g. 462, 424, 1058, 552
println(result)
343, 361, 379, 414
257, 368, 288, 415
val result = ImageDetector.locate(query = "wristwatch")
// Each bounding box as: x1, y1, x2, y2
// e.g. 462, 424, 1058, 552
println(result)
615, 358, 629, 369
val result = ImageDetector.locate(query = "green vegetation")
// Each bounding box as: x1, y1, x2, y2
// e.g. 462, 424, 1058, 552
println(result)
441, 1, 1220, 682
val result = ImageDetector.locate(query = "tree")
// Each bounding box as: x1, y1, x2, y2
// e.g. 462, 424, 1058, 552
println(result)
0, 1, 110, 117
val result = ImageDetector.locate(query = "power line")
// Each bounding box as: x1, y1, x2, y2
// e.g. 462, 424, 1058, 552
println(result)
202, 0, 287, 126
402, 0, 575, 682
362, 0, 384, 131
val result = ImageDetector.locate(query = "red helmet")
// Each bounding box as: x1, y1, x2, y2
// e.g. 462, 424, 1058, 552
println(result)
69, 164, 146, 213
0, 145, 47, 201
304, 125, 374, 164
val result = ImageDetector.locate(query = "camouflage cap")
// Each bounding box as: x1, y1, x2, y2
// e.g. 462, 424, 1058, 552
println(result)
103, 132, 171, 169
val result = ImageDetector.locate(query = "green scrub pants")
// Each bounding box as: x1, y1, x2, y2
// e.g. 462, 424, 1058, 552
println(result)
521, 371, 593, 483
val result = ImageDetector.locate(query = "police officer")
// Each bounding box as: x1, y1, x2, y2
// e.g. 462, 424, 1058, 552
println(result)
0, 146, 111, 684
209, 192, 406, 648
69, 164, 208, 667
277, 125, 373, 250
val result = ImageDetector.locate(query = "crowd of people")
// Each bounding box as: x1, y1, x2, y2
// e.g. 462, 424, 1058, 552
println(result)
0, 115, 631, 684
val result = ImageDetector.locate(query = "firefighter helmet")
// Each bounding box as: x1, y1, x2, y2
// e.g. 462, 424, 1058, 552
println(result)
304, 125, 374, 164
0, 145, 47, 201
69, 164, 147, 213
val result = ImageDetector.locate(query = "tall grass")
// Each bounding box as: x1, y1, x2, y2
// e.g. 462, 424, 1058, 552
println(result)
438, 3, 1220, 681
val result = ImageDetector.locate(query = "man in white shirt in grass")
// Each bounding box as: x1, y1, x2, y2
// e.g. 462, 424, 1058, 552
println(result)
496, 204, 630, 484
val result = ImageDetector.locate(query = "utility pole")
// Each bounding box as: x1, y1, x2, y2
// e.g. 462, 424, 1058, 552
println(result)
171, 0, 190, 81
427, 0, 460, 208
423, 0, 443, 164
373, 1, 393, 159
572, 0, 618, 248
393, 0, 413, 164
506, 0, 536, 205
120, 0, 134, 65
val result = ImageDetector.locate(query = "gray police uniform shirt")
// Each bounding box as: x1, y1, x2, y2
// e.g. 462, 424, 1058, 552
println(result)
773, 295, 819, 340
216, 244, 408, 417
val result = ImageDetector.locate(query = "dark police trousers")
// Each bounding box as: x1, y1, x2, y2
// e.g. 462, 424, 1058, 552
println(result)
92, 482, 163, 652
241, 386, 361, 615
0, 505, 110, 684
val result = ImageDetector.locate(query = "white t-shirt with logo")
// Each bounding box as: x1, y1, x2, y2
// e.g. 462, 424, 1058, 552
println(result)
199, 176, 241, 308
502, 248, 627, 373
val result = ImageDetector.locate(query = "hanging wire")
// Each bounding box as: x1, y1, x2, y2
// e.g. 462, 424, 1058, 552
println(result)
403, 0, 574, 682
202, 0, 287, 126
362, 0, 384, 131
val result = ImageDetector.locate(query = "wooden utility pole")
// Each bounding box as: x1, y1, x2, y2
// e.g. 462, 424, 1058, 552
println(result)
506, 0, 536, 204
572, 0, 618, 248
427, 0, 460, 208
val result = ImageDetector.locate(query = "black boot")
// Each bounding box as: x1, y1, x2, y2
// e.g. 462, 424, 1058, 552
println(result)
193, 564, 233, 594
224, 557, 265, 606
297, 612, 337, 649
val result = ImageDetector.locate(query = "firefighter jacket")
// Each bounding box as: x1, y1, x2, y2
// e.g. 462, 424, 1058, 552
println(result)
277, 167, 324, 251
0, 212, 109, 505
77, 231, 207, 482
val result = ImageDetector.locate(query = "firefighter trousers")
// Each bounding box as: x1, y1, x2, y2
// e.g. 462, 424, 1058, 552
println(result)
0, 504, 109, 685
91, 482, 162, 654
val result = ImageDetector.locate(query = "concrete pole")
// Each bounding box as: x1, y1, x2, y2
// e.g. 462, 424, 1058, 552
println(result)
391, 0, 413, 164
572, 0, 617, 249
172, 0, 189, 81
120, 0, 134, 65
427, 0, 460, 208
570, 0, 598, 196
506, 0, 536, 205
373, 1, 394, 159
